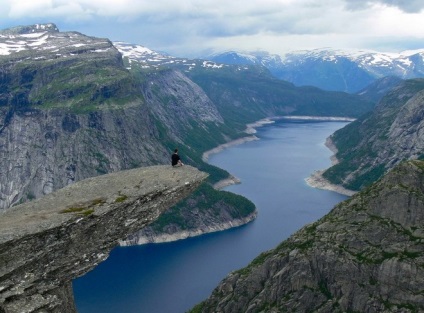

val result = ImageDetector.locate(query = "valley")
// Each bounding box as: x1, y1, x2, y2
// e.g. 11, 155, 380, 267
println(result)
1, 22, 424, 313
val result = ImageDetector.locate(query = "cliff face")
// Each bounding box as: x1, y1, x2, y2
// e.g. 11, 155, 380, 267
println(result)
139, 68, 228, 160
120, 184, 257, 245
142, 69, 224, 130
0, 165, 207, 313
0, 106, 168, 208
191, 161, 424, 313
323, 78, 424, 191
0, 23, 163, 208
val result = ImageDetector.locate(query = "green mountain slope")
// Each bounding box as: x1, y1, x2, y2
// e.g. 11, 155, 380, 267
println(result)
0, 25, 140, 113
185, 65, 374, 129
323, 78, 424, 191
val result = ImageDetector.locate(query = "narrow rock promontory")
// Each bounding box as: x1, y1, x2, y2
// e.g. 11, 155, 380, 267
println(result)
0, 165, 207, 313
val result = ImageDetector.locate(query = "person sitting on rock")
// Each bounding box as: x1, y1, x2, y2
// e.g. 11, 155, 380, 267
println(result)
171, 148, 184, 167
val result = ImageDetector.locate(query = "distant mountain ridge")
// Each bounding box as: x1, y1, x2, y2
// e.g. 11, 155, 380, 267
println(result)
206, 48, 424, 93
114, 42, 374, 120
112, 41, 424, 96
113, 41, 237, 72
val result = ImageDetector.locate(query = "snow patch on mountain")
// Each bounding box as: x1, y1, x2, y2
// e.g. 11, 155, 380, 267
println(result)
114, 41, 188, 70
202, 60, 224, 69
114, 41, 231, 72
206, 48, 424, 92
0, 31, 51, 55
0, 23, 113, 58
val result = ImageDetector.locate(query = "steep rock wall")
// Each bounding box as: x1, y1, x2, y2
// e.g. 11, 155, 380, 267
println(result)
323, 79, 424, 190
0, 23, 165, 209
0, 165, 207, 313
0, 105, 168, 209
191, 161, 424, 313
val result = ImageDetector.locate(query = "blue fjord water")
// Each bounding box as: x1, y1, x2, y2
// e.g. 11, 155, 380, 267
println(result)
73, 119, 349, 313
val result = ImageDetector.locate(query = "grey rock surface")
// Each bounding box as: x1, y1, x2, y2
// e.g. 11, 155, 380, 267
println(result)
192, 161, 424, 313
0, 165, 207, 313
0, 106, 168, 209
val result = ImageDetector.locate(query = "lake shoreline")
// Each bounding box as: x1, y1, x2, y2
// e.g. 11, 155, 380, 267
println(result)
305, 137, 356, 196
124, 117, 355, 246
202, 115, 356, 163
119, 211, 258, 246
207, 115, 356, 194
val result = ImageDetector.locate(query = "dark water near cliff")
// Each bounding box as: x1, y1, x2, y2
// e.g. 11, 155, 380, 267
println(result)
73, 119, 349, 313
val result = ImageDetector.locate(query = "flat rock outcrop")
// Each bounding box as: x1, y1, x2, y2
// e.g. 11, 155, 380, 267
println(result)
0, 165, 207, 313
191, 161, 424, 313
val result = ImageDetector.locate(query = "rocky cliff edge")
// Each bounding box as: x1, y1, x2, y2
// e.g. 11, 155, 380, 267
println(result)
0, 165, 207, 313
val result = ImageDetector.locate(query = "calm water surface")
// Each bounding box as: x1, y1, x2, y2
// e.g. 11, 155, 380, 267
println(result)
73, 119, 349, 313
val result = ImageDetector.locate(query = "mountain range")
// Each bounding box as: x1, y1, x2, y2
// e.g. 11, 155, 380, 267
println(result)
207, 49, 424, 93
0, 23, 376, 249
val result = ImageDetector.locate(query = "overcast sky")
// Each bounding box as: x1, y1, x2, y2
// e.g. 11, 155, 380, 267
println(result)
1, 0, 424, 57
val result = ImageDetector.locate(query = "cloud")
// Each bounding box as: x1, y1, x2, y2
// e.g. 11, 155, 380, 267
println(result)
0, 0, 423, 57
4, 0, 94, 21
3, 0, 345, 34
343, 0, 424, 13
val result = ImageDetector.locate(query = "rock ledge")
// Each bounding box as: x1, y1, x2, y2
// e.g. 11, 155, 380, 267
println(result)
0, 165, 207, 313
